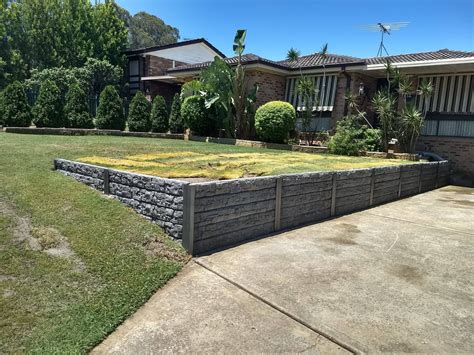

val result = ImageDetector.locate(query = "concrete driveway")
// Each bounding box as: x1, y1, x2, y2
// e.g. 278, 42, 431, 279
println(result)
93, 186, 473, 354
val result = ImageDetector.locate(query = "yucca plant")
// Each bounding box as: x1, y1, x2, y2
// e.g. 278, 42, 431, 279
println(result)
400, 105, 424, 153
417, 79, 434, 118
296, 76, 317, 144
371, 90, 397, 150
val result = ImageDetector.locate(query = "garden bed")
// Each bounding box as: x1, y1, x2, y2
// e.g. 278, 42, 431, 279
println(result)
55, 158, 450, 255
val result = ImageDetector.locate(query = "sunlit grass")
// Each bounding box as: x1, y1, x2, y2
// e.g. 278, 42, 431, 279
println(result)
79, 144, 412, 180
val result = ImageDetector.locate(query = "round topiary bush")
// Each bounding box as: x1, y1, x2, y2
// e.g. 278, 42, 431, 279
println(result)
32, 80, 65, 128
181, 95, 209, 136
169, 93, 183, 133
150, 95, 168, 133
0, 81, 32, 127
65, 83, 94, 128
127, 91, 152, 132
95, 85, 125, 130
255, 101, 296, 143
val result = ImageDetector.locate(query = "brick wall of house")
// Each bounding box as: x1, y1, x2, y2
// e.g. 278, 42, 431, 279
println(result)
331, 74, 348, 128
145, 81, 181, 107
145, 55, 187, 76
246, 70, 286, 107
417, 136, 474, 176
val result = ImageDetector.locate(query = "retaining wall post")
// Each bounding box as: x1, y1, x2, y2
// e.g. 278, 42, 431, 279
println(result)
103, 169, 110, 194
182, 184, 196, 255
330, 173, 337, 217
274, 177, 282, 231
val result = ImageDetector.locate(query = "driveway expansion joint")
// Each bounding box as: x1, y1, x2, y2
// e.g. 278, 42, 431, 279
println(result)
193, 258, 364, 355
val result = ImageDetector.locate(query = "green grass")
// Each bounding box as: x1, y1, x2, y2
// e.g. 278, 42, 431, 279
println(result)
77, 136, 408, 180
0, 133, 189, 354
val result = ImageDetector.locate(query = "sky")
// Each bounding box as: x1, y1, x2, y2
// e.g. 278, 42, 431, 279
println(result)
116, 0, 474, 60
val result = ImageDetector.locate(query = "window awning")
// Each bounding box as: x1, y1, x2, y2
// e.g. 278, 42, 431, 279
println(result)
285, 75, 338, 111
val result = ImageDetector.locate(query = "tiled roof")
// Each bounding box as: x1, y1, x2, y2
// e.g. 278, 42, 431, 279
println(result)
365, 49, 474, 65
278, 53, 364, 68
168, 53, 287, 73
168, 49, 474, 74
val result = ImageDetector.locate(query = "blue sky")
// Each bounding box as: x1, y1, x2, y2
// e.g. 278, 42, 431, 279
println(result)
116, 0, 474, 60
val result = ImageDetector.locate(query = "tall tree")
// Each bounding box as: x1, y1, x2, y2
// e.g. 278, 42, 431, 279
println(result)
91, 0, 128, 67
129, 12, 179, 49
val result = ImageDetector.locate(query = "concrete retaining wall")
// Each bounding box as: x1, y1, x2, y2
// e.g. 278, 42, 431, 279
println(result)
54, 159, 187, 239
55, 159, 450, 255
183, 161, 450, 254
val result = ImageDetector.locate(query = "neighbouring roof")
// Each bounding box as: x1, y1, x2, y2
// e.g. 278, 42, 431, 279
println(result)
168, 53, 288, 73
166, 47, 474, 75
365, 49, 474, 65
124, 38, 226, 58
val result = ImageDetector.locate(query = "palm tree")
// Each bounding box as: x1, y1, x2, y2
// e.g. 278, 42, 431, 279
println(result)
286, 47, 302, 77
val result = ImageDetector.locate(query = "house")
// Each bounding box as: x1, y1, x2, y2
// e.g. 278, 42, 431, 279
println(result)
125, 39, 474, 176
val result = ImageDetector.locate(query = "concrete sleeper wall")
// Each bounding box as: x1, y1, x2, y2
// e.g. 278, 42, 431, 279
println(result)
55, 159, 450, 255
54, 159, 187, 239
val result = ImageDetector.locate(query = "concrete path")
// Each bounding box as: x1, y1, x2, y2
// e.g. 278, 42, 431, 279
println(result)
93, 186, 474, 354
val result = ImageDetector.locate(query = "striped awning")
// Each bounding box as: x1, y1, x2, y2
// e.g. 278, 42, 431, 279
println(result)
285, 75, 338, 111
417, 73, 474, 113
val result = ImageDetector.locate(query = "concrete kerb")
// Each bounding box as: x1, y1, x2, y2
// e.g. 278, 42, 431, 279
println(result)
54, 159, 450, 255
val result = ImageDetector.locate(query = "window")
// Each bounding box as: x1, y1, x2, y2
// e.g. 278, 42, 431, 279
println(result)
285, 74, 338, 111
128, 59, 140, 94
418, 74, 474, 137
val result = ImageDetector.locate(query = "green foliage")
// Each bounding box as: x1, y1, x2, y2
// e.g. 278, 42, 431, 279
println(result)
328, 116, 382, 156
129, 11, 179, 49
255, 101, 296, 143
0, 81, 31, 127
169, 93, 183, 133
32, 80, 64, 128
399, 105, 424, 153
90, 1, 128, 67
95, 85, 125, 130
150, 95, 169, 133
65, 83, 93, 128
180, 80, 202, 100
127, 91, 151, 132
1, 0, 127, 89
181, 95, 211, 136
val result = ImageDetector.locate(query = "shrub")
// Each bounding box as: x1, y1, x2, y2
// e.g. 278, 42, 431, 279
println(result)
328, 116, 382, 156
95, 85, 125, 130
169, 93, 183, 133
255, 101, 296, 143
65, 83, 94, 128
181, 95, 210, 136
150, 95, 168, 133
32, 80, 64, 128
127, 91, 151, 132
0, 81, 31, 127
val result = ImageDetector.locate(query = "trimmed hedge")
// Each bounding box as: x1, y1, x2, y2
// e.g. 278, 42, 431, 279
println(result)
95, 85, 125, 130
32, 80, 64, 128
0, 81, 31, 127
169, 93, 183, 133
181, 95, 207, 135
151, 95, 168, 133
65, 83, 94, 128
255, 101, 296, 143
127, 91, 152, 132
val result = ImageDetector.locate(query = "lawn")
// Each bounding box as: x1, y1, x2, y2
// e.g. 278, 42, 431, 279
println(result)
0, 133, 189, 354
76, 137, 408, 180
0, 133, 410, 353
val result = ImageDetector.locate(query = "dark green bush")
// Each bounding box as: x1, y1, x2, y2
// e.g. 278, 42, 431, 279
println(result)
169, 93, 183, 133
255, 101, 296, 143
150, 95, 168, 133
0, 81, 31, 127
181, 95, 210, 136
65, 83, 94, 128
328, 116, 382, 156
95, 85, 125, 130
127, 91, 151, 132
32, 80, 65, 128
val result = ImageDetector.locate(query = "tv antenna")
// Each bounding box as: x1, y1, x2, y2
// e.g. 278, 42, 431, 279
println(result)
358, 22, 409, 56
